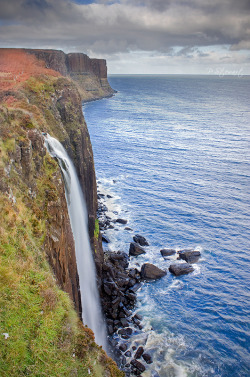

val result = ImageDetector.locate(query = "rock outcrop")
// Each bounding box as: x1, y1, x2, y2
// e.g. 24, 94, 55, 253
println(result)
25, 48, 115, 101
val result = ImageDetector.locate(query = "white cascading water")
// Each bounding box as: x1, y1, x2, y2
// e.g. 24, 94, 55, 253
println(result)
44, 134, 107, 350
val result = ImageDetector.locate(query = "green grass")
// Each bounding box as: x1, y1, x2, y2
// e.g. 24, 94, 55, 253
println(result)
0, 73, 124, 377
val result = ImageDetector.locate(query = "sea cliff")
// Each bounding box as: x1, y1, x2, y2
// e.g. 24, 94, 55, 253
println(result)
0, 48, 122, 376
25, 48, 115, 101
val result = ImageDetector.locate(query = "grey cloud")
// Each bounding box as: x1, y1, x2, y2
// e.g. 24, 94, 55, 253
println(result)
0, 0, 249, 55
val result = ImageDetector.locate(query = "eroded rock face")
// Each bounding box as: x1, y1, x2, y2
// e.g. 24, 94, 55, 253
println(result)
25, 49, 114, 100
45, 172, 82, 316
25, 49, 68, 75
52, 78, 104, 285
67, 53, 107, 79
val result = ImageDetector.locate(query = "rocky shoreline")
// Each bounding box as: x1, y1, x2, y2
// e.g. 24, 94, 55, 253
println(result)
97, 183, 202, 376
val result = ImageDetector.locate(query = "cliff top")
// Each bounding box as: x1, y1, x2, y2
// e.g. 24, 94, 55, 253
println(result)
0, 49, 60, 91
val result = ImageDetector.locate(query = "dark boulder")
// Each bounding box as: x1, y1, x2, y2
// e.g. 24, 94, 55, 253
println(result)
129, 242, 146, 256
110, 251, 129, 264
169, 263, 194, 276
120, 318, 130, 327
119, 343, 128, 352
130, 359, 146, 373
140, 263, 167, 280
160, 248, 176, 258
116, 218, 127, 224
135, 346, 144, 359
125, 227, 133, 231
133, 234, 149, 246
142, 353, 153, 364
118, 328, 133, 337
178, 249, 201, 263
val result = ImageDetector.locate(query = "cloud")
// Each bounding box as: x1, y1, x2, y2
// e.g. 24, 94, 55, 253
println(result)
0, 0, 249, 73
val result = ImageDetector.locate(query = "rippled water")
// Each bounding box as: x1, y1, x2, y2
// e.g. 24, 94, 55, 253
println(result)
83, 75, 250, 377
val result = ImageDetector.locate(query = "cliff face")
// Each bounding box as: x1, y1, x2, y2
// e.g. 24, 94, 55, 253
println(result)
25, 49, 114, 101
0, 49, 120, 376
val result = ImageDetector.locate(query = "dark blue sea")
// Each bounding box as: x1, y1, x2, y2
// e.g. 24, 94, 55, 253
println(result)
83, 75, 250, 377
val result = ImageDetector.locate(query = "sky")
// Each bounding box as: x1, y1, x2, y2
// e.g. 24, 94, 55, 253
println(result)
0, 0, 250, 75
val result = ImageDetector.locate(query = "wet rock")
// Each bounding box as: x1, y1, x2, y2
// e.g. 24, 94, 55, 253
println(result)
109, 251, 129, 268
134, 313, 143, 321
120, 318, 130, 327
135, 346, 144, 359
142, 353, 153, 364
130, 359, 146, 373
110, 338, 118, 348
133, 234, 149, 246
133, 318, 141, 327
128, 268, 138, 279
107, 325, 114, 335
119, 343, 128, 352
140, 263, 167, 280
129, 242, 146, 256
178, 249, 201, 263
102, 234, 111, 243
129, 283, 142, 293
116, 218, 128, 224
125, 227, 133, 231
126, 292, 136, 302
125, 350, 131, 357
160, 248, 176, 258
169, 263, 194, 276
118, 328, 133, 337
107, 194, 113, 198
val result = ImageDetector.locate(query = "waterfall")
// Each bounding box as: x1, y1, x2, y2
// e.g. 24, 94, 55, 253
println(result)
44, 134, 107, 350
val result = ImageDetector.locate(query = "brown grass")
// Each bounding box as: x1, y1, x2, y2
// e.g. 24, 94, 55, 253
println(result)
0, 49, 60, 91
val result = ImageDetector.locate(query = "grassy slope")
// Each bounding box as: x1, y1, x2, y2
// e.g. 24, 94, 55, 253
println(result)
0, 50, 123, 377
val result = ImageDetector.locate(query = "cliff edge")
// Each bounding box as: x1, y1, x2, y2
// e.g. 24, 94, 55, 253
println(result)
25, 48, 115, 101
0, 49, 122, 376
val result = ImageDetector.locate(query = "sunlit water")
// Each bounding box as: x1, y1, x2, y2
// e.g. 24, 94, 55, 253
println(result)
83, 75, 250, 376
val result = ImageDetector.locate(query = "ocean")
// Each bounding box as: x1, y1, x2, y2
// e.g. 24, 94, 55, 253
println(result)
83, 75, 250, 377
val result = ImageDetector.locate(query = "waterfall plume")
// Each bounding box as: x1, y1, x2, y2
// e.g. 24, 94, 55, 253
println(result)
44, 134, 107, 350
